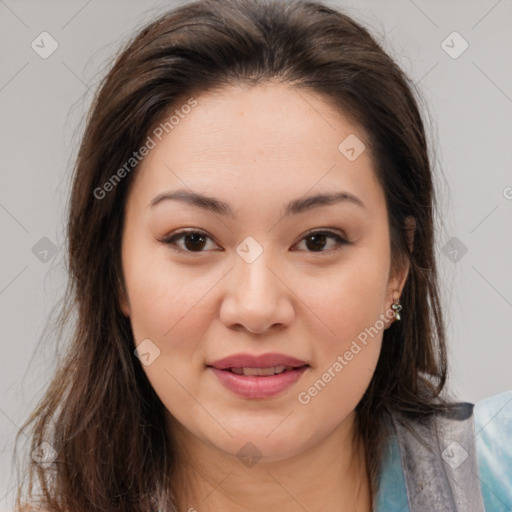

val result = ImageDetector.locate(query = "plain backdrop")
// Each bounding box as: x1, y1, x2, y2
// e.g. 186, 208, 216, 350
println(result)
1, 0, 511, 509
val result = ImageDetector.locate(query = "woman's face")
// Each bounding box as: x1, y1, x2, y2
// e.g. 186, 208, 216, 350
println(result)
120, 83, 408, 462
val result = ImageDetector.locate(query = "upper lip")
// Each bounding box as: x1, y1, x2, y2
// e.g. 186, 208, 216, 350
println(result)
207, 352, 309, 370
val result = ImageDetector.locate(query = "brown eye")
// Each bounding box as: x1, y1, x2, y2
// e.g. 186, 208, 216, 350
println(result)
294, 230, 350, 253
160, 230, 219, 253
160, 228, 350, 254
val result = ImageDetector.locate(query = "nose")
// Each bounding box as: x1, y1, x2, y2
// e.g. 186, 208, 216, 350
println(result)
219, 252, 295, 334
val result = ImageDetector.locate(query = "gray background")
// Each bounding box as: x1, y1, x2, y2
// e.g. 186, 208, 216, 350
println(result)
1, 0, 511, 509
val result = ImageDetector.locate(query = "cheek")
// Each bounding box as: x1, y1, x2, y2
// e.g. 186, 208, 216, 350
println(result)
295, 245, 389, 408
122, 244, 216, 417
303, 246, 390, 349
122, 240, 213, 343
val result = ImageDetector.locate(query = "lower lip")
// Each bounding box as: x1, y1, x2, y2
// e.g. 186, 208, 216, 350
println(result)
208, 366, 309, 399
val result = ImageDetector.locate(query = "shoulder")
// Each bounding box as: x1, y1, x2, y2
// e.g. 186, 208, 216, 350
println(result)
473, 389, 512, 510
375, 396, 512, 512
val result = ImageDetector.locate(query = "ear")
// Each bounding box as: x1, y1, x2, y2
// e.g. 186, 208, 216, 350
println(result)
120, 295, 131, 317
117, 274, 131, 317
384, 216, 415, 326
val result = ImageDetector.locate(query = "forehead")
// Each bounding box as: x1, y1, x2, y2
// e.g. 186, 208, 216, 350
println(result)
128, 83, 383, 212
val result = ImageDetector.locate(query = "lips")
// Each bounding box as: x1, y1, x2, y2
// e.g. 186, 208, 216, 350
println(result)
207, 352, 309, 371
206, 353, 310, 398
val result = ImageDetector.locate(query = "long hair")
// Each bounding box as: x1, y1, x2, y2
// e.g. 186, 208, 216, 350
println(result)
14, 0, 451, 510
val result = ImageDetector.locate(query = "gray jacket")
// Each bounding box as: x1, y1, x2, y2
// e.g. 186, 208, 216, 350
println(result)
390, 402, 485, 511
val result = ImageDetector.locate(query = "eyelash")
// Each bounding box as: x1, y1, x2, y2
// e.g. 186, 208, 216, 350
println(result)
159, 228, 351, 254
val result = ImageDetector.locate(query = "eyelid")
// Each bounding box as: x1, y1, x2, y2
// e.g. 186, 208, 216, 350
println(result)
300, 227, 349, 243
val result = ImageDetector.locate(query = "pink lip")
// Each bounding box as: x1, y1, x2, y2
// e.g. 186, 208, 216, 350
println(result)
208, 352, 308, 370
206, 352, 310, 399
209, 366, 309, 398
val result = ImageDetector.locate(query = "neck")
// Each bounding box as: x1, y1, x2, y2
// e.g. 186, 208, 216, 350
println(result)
167, 410, 372, 512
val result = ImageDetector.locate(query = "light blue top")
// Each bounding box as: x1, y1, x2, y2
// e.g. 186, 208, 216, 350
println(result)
375, 390, 512, 511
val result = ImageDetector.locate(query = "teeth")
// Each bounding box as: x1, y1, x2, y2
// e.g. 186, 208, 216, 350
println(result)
229, 365, 289, 376
243, 367, 260, 376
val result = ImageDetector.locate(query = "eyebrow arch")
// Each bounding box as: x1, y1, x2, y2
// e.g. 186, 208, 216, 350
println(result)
148, 189, 366, 217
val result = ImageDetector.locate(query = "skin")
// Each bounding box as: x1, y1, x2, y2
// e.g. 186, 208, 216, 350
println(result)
119, 82, 412, 512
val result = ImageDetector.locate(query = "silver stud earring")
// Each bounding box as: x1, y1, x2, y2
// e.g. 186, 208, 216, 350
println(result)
391, 297, 402, 321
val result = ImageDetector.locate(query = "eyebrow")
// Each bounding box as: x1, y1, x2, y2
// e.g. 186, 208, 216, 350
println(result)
148, 189, 366, 217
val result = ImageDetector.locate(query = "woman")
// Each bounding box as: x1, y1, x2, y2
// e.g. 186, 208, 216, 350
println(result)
14, 0, 512, 510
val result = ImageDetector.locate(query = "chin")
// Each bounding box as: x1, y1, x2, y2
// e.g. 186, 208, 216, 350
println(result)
207, 427, 313, 465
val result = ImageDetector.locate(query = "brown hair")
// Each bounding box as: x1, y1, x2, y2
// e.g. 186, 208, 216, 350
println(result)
14, 0, 452, 510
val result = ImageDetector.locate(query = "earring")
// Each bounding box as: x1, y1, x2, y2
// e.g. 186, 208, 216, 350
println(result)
391, 297, 402, 321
